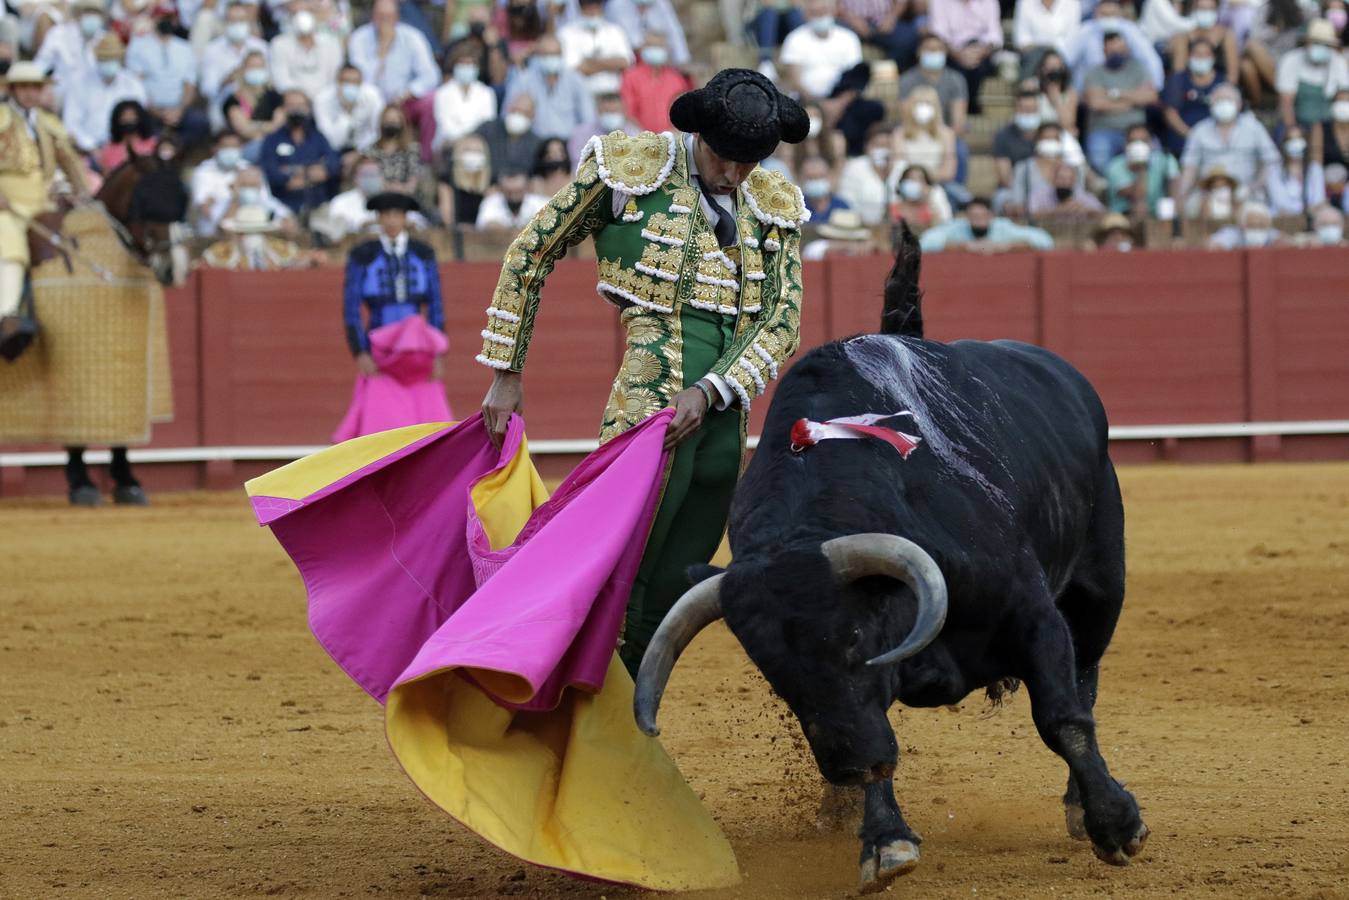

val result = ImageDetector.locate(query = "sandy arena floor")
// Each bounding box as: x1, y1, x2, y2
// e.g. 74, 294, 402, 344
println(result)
2, 463, 1348, 899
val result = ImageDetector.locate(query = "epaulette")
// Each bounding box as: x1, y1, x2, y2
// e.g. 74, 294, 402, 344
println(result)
740, 168, 810, 230
348, 239, 381, 264
580, 130, 677, 196
407, 238, 437, 260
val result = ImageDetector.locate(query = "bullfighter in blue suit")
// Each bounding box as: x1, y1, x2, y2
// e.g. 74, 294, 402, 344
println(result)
335, 191, 451, 440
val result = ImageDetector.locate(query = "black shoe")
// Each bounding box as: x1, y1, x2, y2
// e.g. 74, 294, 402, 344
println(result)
0, 315, 38, 363
69, 483, 102, 507
113, 484, 149, 506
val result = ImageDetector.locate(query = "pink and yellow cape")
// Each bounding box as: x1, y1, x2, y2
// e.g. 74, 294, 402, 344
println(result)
245, 411, 738, 891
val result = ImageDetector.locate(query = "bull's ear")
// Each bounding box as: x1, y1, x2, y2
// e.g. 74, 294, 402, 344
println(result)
686, 564, 725, 586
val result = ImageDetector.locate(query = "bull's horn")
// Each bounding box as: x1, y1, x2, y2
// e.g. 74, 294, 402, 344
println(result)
820, 534, 948, 667
633, 573, 724, 737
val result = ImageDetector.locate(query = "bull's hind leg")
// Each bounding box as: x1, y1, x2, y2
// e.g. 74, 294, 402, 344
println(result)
857, 779, 921, 893
1012, 597, 1147, 865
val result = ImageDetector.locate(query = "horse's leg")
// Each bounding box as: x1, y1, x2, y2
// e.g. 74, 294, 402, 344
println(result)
65, 447, 100, 507
110, 447, 149, 506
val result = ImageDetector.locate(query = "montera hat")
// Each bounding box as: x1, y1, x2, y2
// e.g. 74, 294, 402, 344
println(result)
366, 191, 420, 213
3, 61, 51, 85
669, 68, 810, 164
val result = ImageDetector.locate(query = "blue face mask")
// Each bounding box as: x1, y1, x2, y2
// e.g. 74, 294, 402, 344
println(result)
453, 62, 479, 84
536, 54, 564, 75
80, 13, 103, 37
1189, 55, 1214, 75
920, 50, 946, 71
97, 60, 120, 80
217, 147, 242, 169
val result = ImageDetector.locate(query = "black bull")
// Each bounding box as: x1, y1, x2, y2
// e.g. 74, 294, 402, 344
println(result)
634, 238, 1149, 890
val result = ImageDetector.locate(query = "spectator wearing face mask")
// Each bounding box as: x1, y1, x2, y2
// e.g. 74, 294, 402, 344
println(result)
891, 85, 965, 206
620, 31, 693, 134
747, 0, 806, 64
838, 124, 899, 224
1307, 204, 1345, 243
433, 45, 497, 154
476, 92, 544, 176
504, 34, 595, 140
192, 131, 246, 231
259, 89, 341, 213
33, 0, 105, 106
98, 98, 157, 172
927, 0, 1002, 114
799, 154, 852, 219
312, 156, 430, 241
1105, 123, 1179, 217
891, 164, 952, 227
369, 104, 432, 206
531, 137, 572, 195
899, 34, 968, 136
221, 50, 285, 152
604, 0, 689, 66
1277, 18, 1349, 130
126, 13, 205, 146
919, 195, 1054, 251
314, 63, 383, 157
1033, 159, 1104, 219
1066, 0, 1163, 94
436, 132, 491, 227
200, 2, 269, 104
1209, 200, 1285, 248
837, 0, 920, 70
1161, 38, 1225, 158
200, 202, 306, 270
994, 89, 1047, 194
1092, 211, 1136, 250
802, 208, 879, 259
1176, 84, 1280, 214
1003, 121, 1073, 216
270, 0, 343, 100
780, 0, 864, 102
475, 169, 547, 228
788, 101, 847, 175
1324, 161, 1349, 209
567, 92, 638, 164
556, 0, 633, 98
198, 161, 297, 236
1035, 50, 1077, 137
1083, 32, 1157, 173
1265, 124, 1326, 214
63, 32, 147, 154
1170, 0, 1239, 85
1012, 0, 1081, 60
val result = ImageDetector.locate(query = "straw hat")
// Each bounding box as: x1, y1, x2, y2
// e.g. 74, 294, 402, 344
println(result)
1199, 164, 1237, 190
817, 209, 871, 241
1093, 212, 1133, 240
72, 0, 108, 14
93, 32, 125, 61
222, 205, 279, 234
2, 61, 51, 84
1306, 18, 1341, 47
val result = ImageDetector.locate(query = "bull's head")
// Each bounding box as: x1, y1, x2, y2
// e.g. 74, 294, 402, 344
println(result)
634, 534, 947, 785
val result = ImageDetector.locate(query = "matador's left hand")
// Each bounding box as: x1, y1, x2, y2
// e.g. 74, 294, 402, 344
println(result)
665, 386, 709, 450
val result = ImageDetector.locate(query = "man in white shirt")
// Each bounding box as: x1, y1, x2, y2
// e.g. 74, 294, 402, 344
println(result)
779, 0, 863, 101
312, 156, 430, 242
200, 2, 269, 103
198, 163, 295, 237
63, 32, 147, 152
475, 171, 548, 228
346, 0, 439, 104
192, 131, 248, 234
433, 45, 498, 152
33, 0, 104, 106
269, 0, 343, 100
314, 63, 383, 156
556, 0, 634, 98
1012, 0, 1080, 57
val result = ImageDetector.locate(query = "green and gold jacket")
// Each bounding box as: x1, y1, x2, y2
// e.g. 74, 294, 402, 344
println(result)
476, 130, 807, 416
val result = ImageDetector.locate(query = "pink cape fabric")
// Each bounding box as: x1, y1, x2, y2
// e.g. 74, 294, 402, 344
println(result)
333, 315, 453, 442
253, 410, 673, 708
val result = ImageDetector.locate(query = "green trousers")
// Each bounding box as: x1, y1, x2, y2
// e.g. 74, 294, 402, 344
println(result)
618, 307, 744, 677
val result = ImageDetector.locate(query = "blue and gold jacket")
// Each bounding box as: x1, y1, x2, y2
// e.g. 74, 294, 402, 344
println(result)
343, 236, 444, 355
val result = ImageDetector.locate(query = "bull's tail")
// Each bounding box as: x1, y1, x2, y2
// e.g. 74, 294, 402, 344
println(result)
881, 221, 924, 338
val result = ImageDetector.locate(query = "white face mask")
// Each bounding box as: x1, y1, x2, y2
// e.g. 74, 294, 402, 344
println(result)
598, 111, 626, 131
226, 20, 250, 43
292, 10, 316, 34
868, 148, 891, 169
802, 177, 831, 198
898, 179, 924, 201
97, 59, 120, 80
1211, 98, 1238, 123
1036, 138, 1063, 158
217, 146, 242, 169
505, 112, 532, 135
919, 50, 946, 70
243, 67, 268, 87
811, 15, 834, 34
1308, 43, 1332, 65
238, 186, 262, 205
453, 62, 479, 84
1317, 223, 1344, 244
1125, 140, 1151, 164
1333, 100, 1349, 122
80, 13, 103, 37
642, 46, 668, 66
339, 82, 361, 104
459, 150, 487, 171
1014, 112, 1041, 132
912, 102, 935, 124
1209, 186, 1233, 218
1193, 8, 1218, 28
1285, 137, 1307, 158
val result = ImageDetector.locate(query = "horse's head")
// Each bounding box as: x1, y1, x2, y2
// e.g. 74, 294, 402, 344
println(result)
98, 153, 191, 286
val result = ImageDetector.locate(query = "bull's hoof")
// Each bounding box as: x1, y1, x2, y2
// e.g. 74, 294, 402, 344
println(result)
1092, 822, 1150, 866
859, 839, 919, 893
1065, 802, 1088, 841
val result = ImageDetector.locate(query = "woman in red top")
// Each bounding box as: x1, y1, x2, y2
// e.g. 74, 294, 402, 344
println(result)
619, 31, 693, 133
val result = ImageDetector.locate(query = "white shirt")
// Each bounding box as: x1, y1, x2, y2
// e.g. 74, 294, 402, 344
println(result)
779, 23, 863, 99
1012, 0, 1081, 55
315, 190, 430, 241
269, 31, 344, 100
62, 68, 148, 152
200, 34, 270, 103
1275, 46, 1349, 98
313, 82, 384, 151
556, 18, 634, 96
837, 156, 891, 225
1137, 0, 1191, 45
33, 21, 96, 106
475, 192, 549, 229
432, 79, 498, 150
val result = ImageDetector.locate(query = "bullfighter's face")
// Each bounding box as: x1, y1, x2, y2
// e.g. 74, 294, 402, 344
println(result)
717, 550, 900, 785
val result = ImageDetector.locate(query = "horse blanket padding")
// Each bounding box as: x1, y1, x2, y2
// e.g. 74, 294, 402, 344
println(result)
244, 411, 739, 891
0, 205, 173, 444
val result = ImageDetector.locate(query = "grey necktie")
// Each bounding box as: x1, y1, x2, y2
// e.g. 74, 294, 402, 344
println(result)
695, 176, 737, 248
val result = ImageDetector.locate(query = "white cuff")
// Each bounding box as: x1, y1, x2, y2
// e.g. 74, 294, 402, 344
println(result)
701, 374, 735, 411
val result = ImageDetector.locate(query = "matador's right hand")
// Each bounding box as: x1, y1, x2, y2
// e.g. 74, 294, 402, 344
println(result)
482, 370, 524, 451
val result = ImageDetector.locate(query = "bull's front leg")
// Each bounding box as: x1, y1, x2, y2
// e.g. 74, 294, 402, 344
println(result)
857, 779, 921, 892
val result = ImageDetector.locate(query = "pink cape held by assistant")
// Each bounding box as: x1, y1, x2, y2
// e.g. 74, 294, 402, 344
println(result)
333, 314, 453, 442
245, 410, 739, 891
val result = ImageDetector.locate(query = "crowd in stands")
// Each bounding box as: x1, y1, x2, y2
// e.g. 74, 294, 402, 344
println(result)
2, 0, 1347, 266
